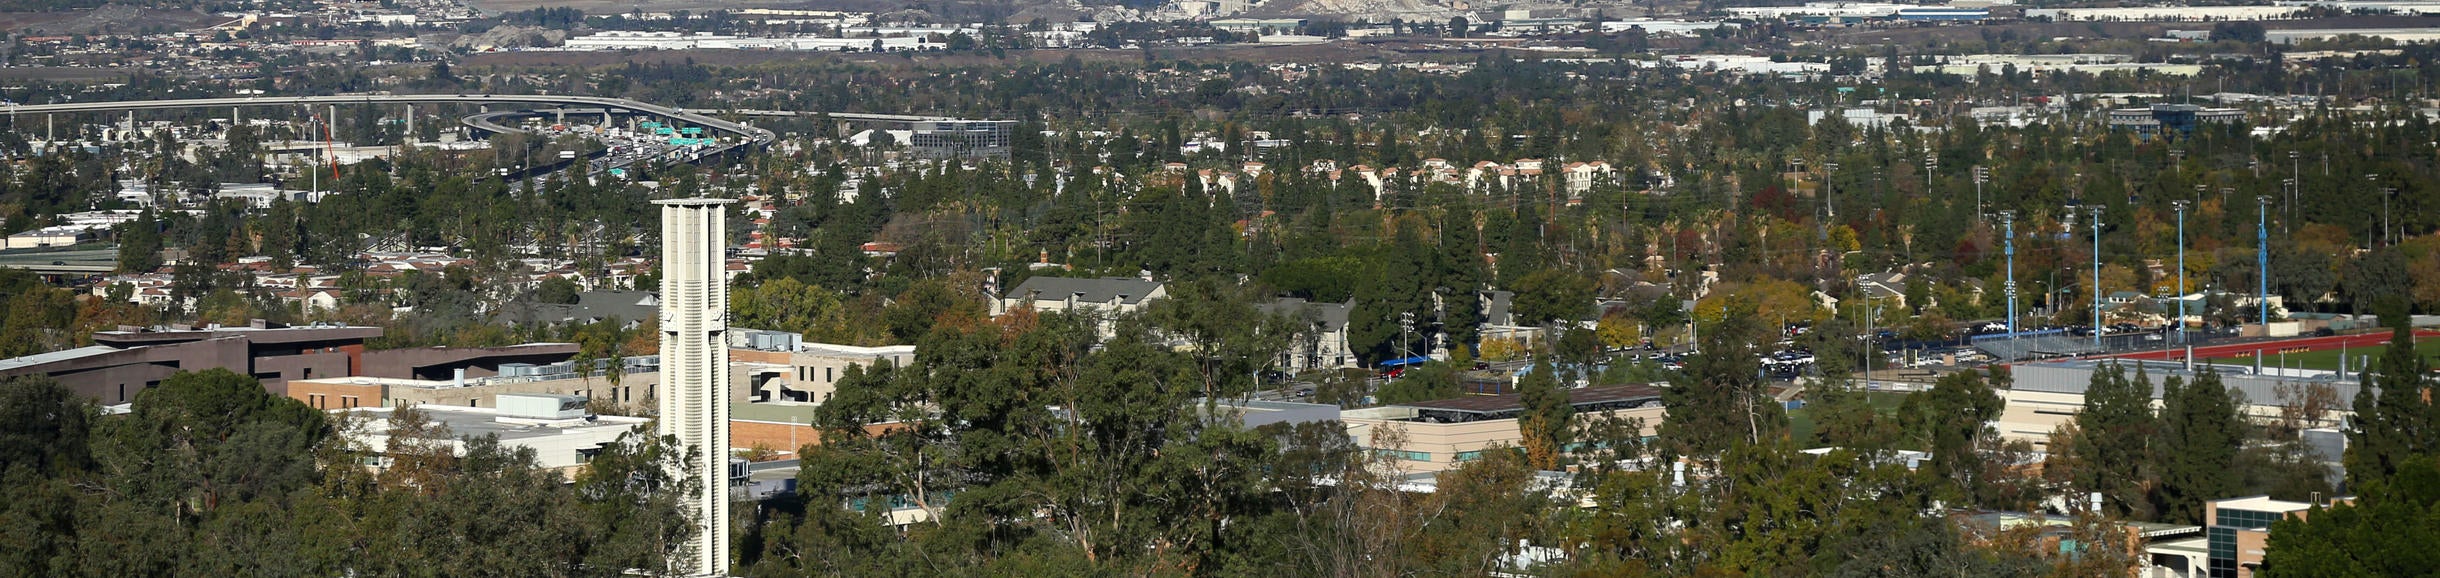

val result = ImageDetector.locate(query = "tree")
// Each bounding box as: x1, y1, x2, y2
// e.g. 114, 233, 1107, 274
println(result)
1660, 298, 1784, 458
536, 276, 582, 305
1896, 368, 2004, 502
117, 210, 164, 273
1375, 361, 1461, 404
2064, 363, 2158, 519
2344, 316, 2440, 488
2155, 368, 2246, 525
1510, 268, 1594, 327
0, 376, 91, 477
1516, 358, 1574, 470
729, 277, 852, 343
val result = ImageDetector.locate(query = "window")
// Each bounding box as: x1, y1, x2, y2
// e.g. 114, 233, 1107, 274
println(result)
1369, 448, 1430, 462
308, 394, 326, 409
826, 367, 834, 383
341, 395, 359, 408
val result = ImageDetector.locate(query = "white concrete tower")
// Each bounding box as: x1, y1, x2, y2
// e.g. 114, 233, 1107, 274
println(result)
655, 197, 735, 577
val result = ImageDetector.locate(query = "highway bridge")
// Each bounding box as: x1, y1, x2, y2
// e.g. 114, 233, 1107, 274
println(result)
3, 93, 776, 146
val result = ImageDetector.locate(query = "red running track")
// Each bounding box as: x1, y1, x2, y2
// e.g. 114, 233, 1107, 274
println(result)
2101, 330, 2440, 362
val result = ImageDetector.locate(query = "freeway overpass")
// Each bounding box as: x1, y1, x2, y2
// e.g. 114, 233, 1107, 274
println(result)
2, 93, 775, 146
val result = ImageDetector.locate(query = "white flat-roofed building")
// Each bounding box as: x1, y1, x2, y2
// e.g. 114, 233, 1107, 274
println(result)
337, 398, 652, 472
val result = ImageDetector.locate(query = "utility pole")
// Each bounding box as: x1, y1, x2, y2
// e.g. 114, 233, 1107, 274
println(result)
2258, 195, 2271, 330
2088, 205, 2106, 351
1824, 161, 1840, 222
2172, 200, 2190, 346
1972, 166, 1988, 221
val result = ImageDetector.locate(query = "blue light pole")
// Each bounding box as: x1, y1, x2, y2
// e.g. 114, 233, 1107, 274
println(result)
2259, 195, 2271, 329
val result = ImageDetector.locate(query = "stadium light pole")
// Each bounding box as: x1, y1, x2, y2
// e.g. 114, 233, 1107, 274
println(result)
2088, 205, 2106, 352
2259, 195, 2272, 330
2172, 200, 2189, 346
2000, 210, 2018, 335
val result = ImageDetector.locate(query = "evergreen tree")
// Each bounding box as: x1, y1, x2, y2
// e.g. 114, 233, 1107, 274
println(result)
2067, 362, 2159, 519
1659, 298, 1783, 458
2344, 316, 2440, 489
116, 210, 163, 273
1898, 368, 2004, 502
2155, 368, 2247, 525
1517, 358, 1574, 470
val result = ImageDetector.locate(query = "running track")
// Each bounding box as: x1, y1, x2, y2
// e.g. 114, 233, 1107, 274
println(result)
2101, 330, 2440, 362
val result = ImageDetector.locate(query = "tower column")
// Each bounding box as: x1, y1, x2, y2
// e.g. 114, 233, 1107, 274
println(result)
656, 197, 735, 577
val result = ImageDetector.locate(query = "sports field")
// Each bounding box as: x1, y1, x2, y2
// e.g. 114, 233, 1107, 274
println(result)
2203, 338, 2440, 372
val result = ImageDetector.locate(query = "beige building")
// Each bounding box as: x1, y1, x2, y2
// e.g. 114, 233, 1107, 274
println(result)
729, 329, 916, 405
287, 356, 659, 411
1340, 385, 1666, 473
1995, 359, 2359, 450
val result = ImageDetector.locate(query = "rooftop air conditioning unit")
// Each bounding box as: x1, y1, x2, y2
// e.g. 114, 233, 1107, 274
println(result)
497, 393, 588, 420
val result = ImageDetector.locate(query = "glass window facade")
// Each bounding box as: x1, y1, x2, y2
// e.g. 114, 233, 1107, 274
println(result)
2208, 507, 2284, 578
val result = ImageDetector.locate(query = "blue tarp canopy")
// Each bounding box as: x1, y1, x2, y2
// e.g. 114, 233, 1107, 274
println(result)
1377, 356, 1433, 369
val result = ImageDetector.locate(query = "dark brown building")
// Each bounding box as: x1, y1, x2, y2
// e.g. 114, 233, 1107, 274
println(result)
0, 321, 379, 403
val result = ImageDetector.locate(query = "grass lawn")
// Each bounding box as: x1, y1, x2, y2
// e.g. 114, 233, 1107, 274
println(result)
1788, 391, 1911, 446
2206, 339, 2440, 372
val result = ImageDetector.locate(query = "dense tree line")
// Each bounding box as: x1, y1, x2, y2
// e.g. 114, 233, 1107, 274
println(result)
0, 369, 695, 576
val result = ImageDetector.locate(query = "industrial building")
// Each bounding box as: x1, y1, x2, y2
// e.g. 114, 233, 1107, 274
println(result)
906, 119, 1015, 159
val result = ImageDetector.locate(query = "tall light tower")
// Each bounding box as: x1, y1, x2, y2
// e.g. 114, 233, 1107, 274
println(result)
2088, 205, 2106, 351
656, 197, 736, 578
1999, 210, 2018, 332
2258, 195, 2271, 331
2172, 200, 2189, 346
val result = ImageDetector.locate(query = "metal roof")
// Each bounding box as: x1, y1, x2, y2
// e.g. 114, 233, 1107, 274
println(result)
1400, 384, 1665, 415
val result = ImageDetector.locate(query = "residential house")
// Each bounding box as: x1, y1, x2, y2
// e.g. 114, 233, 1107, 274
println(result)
1260, 298, 1357, 373
992, 276, 1168, 338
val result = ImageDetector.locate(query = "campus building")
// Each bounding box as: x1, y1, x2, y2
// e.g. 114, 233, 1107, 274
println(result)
1994, 359, 2358, 450
2107, 103, 2246, 135
0, 321, 380, 403
1340, 385, 1666, 473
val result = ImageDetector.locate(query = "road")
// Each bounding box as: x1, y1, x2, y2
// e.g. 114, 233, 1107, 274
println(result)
2, 93, 776, 146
